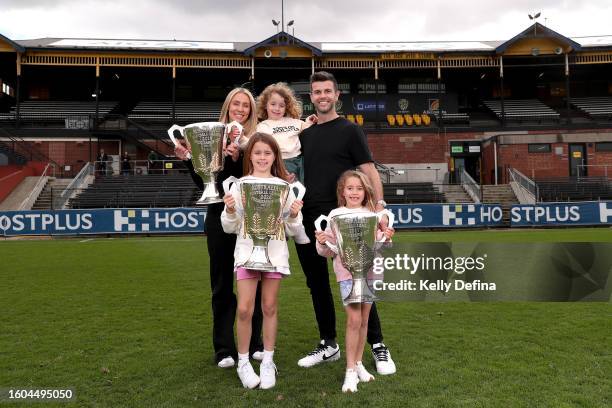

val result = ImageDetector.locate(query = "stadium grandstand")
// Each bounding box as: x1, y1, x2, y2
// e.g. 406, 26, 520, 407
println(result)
0, 23, 611, 216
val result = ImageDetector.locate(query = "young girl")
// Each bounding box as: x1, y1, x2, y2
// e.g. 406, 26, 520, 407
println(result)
255, 82, 315, 184
221, 133, 305, 390
315, 170, 394, 393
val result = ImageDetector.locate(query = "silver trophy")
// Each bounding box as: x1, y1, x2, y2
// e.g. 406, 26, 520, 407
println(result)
167, 121, 243, 205
224, 176, 306, 271
315, 210, 394, 304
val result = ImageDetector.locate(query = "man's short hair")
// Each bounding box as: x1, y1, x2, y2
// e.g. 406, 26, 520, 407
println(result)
310, 71, 338, 92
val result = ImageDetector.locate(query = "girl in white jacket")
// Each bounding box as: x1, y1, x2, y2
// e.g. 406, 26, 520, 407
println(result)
221, 133, 305, 390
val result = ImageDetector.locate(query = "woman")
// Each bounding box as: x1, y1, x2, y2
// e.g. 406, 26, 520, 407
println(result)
175, 88, 263, 368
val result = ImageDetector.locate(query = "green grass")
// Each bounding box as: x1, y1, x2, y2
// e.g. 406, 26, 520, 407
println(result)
1, 229, 611, 407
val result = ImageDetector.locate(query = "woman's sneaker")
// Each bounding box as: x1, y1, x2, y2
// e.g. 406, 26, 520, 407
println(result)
371, 343, 396, 375
297, 340, 340, 367
342, 368, 359, 393
259, 361, 277, 389
355, 361, 375, 382
237, 361, 260, 389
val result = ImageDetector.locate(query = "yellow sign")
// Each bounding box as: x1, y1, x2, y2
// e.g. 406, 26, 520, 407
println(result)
381, 53, 435, 60
572, 151, 582, 158
165, 162, 174, 169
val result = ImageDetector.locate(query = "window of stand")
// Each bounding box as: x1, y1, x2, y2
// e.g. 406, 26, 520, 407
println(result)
595, 142, 612, 152
528, 143, 551, 153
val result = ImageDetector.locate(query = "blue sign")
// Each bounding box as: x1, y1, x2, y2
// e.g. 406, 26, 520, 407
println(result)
510, 201, 612, 226
0, 208, 207, 236
388, 203, 504, 229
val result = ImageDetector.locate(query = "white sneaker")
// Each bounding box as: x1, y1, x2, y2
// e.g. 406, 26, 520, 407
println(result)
355, 361, 375, 382
237, 361, 260, 389
259, 361, 277, 389
292, 225, 311, 244
251, 351, 264, 361
297, 340, 340, 367
217, 356, 235, 368
371, 343, 396, 375
342, 368, 359, 393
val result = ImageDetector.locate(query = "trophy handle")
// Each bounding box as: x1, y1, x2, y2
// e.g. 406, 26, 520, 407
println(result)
289, 181, 306, 200
376, 209, 395, 242
225, 121, 244, 146
314, 214, 338, 253
167, 124, 192, 159
222, 176, 239, 196
167, 124, 183, 147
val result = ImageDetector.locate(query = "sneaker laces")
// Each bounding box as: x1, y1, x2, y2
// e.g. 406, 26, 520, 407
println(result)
307, 343, 327, 356
372, 345, 389, 362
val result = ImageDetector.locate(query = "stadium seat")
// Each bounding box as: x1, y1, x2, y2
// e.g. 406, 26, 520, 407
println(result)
404, 114, 413, 126
346, 114, 355, 123
395, 114, 405, 126
355, 115, 364, 126
386, 114, 396, 127
421, 114, 431, 126
412, 114, 422, 126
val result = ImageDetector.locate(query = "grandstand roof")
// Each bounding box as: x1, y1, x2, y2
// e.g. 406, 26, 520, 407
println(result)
4, 24, 612, 54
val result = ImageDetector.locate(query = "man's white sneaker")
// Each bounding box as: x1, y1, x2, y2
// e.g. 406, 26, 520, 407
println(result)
297, 340, 340, 367
251, 351, 264, 361
217, 356, 235, 368
259, 361, 277, 389
237, 361, 260, 389
371, 343, 396, 375
355, 361, 375, 382
342, 368, 359, 393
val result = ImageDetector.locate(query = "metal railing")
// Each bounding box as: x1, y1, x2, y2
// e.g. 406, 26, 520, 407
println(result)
459, 168, 481, 203
18, 163, 54, 210
93, 159, 188, 177
508, 167, 539, 203
53, 162, 94, 209
577, 164, 610, 178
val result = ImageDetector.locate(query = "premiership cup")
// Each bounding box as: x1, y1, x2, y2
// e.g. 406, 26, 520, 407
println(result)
167, 121, 243, 205
224, 176, 306, 271
315, 210, 394, 304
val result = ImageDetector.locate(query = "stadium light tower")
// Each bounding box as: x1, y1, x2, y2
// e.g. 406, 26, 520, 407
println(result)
272, 19, 280, 34
287, 20, 295, 40
528, 12, 541, 35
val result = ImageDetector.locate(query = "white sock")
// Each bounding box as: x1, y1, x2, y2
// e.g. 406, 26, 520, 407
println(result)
238, 352, 249, 365
263, 349, 274, 363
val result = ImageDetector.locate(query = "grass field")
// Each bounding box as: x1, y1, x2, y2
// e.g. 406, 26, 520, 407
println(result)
1, 228, 611, 407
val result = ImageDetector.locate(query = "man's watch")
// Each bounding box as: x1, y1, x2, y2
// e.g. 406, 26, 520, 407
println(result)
376, 199, 387, 208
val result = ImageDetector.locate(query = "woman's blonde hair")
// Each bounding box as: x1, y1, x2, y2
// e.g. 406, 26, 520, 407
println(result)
336, 170, 376, 211
256, 82, 302, 120
219, 88, 258, 137
242, 132, 289, 181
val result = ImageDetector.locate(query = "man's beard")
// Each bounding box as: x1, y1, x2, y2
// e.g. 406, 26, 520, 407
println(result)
315, 102, 334, 115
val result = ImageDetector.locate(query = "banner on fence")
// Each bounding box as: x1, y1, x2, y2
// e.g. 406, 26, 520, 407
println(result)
0, 208, 207, 236
510, 202, 612, 226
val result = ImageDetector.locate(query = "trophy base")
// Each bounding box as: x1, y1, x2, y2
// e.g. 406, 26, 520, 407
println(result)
196, 197, 224, 205
243, 245, 277, 272
196, 182, 223, 205
343, 278, 378, 304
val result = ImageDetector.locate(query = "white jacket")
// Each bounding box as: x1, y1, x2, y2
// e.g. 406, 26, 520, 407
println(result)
220, 175, 304, 274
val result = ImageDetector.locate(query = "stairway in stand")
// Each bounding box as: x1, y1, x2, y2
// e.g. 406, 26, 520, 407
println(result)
481, 185, 517, 223
31, 178, 72, 210
443, 185, 474, 203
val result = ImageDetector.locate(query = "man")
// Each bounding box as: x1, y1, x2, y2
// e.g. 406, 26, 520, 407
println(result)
97, 149, 108, 176
295, 71, 396, 375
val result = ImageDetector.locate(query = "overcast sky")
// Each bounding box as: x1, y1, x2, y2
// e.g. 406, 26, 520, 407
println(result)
1, 0, 610, 43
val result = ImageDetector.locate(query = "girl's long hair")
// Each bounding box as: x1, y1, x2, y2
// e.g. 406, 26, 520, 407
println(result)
256, 82, 302, 120
242, 132, 289, 181
336, 170, 376, 211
